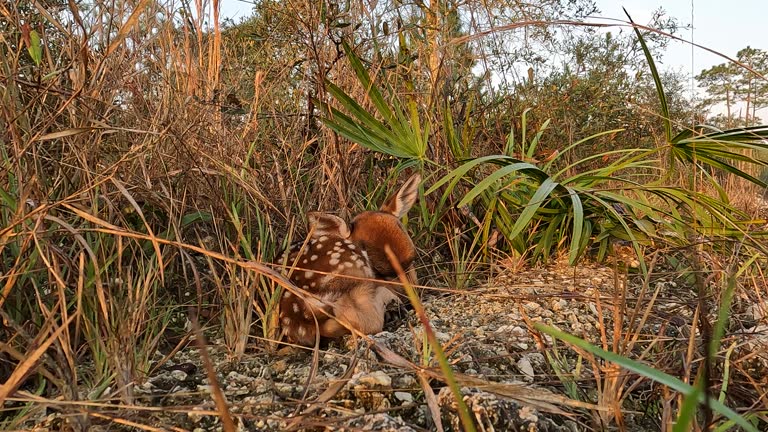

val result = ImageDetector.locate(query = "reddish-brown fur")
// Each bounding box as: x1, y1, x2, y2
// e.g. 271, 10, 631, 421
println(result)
278, 174, 421, 346
350, 212, 416, 283
349, 173, 421, 287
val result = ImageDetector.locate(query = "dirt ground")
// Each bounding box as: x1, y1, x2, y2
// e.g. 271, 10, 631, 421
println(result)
27, 254, 768, 431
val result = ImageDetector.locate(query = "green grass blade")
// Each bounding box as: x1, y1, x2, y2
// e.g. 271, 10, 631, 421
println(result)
673, 381, 703, 432
565, 186, 584, 265
535, 323, 758, 432
625, 8, 671, 142
457, 162, 542, 207
426, 155, 517, 195
528, 118, 550, 159
505, 178, 559, 241
341, 40, 396, 124
521, 107, 531, 155
544, 128, 626, 172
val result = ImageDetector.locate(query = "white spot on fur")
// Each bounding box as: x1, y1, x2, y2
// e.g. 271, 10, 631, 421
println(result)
310, 282, 316, 288
283, 292, 292, 299
331, 252, 341, 259
347, 243, 356, 250
304, 271, 315, 279
344, 261, 354, 268
302, 284, 309, 289
318, 236, 328, 242
316, 242, 323, 249
292, 303, 300, 313
282, 317, 291, 325
297, 326, 306, 337
310, 255, 318, 261
302, 259, 308, 264
329, 258, 339, 266
334, 241, 342, 246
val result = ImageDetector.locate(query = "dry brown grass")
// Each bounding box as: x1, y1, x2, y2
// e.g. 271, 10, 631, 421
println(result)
2, 0, 768, 430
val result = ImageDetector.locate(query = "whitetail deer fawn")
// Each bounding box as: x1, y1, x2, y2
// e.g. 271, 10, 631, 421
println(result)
278, 174, 421, 346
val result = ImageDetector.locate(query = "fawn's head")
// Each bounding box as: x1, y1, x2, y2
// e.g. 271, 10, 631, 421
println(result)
306, 211, 350, 238
348, 173, 421, 279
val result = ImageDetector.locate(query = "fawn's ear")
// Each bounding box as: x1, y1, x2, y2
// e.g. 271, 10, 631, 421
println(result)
307, 212, 351, 238
380, 173, 421, 218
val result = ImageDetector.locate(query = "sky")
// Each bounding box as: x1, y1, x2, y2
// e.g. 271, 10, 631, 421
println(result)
217, 0, 766, 74
216, 0, 766, 116
593, 0, 767, 118
594, 0, 767, 75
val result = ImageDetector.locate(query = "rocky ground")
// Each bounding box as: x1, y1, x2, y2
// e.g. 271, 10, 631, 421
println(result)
29, 252, 768, 431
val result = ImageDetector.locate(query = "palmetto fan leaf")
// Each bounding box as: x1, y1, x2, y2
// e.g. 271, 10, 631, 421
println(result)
318, 41, 427, 161
668, 125, 768, 188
